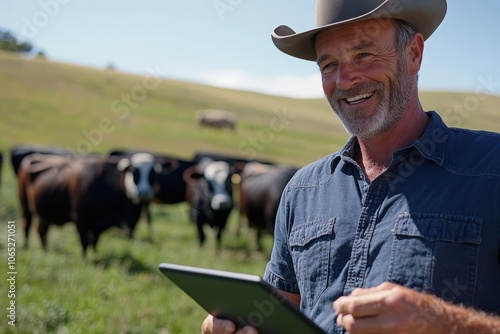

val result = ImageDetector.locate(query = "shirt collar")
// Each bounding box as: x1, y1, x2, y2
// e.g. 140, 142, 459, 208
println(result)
329, 111, 449, 173
398, 111, 448, 166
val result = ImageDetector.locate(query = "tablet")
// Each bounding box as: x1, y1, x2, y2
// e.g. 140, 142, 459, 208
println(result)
158, 263, 326, 334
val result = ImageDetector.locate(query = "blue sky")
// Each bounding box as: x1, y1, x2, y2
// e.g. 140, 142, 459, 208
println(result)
1, 0, 499, 98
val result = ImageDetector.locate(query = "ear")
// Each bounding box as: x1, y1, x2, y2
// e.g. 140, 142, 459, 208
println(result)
408, 33, 424, 75
182, 166, 204, 185
154, 163, 163, 174
117, 158, 130, 172
231, 162, 246, 176
157, 158, 179, 174
230, 162, 246, 185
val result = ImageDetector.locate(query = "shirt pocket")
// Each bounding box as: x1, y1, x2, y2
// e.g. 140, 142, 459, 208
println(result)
387, 212, 482, 306
289, 218, 335, 308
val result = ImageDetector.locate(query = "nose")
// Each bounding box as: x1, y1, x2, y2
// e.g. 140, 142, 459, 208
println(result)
336, 63, 360, 91
137, 188, 154, 201
211, 194, 233, 211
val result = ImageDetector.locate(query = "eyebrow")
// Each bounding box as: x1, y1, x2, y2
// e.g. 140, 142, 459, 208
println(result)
316, 40, 375, 66
349, 40, 374, 51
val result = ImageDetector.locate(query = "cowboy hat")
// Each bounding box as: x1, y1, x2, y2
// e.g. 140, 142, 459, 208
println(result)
272, 0, 447, 61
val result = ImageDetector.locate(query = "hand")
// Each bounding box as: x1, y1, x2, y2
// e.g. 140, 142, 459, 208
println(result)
201, 314, 258, 334
333, 282, 451, 334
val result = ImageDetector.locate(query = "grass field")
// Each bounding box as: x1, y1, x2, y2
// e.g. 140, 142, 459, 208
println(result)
0, 50, 499, 333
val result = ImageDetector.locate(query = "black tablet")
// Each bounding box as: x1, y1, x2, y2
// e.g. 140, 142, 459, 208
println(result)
158, 263, 326, 334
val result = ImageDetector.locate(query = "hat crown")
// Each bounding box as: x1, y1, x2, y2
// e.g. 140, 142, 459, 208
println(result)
316, 0, 387, 27
272, 0, 447, 61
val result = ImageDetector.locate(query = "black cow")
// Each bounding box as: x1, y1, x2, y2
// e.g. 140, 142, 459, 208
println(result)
10, 143, 74, 176
193, 151, 275, 169
109, 149, 192, 238
109, 149, 191, 204
237, 162, 298, 250
17, 152, 165, 255
184, 158, 234, 248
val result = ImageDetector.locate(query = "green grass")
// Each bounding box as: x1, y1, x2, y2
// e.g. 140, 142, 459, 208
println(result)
0, 50, 499, 333
0, 166, 273, 333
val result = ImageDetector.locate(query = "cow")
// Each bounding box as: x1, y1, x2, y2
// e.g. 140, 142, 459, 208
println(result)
192, 151, 275, 170
10, 143, 74, 176
17, 152, 166, 256
183, 157, 234, 249
109, 149, 190, 204
109, 149, 273, 239
109, 149, 192, 238
196, 109, 237, 131
237, 162, 298, 251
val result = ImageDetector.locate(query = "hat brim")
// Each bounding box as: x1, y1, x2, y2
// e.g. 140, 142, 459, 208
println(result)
272, 0, 447, 61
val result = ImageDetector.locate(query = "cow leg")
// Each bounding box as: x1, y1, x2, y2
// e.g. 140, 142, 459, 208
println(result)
92, 231, 101, 254
216, 227, 223, 251
19, 189, 32, 249
256, 229, 263, 252
144, 203, 153, 242
21, 209, 32, 249
75, 220, 90, 258
197, 220, 206, 247
37, 217, 50, 251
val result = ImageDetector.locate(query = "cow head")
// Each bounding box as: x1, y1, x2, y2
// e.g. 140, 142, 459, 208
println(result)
184, 159, 233, 211
117, 153, 161, 203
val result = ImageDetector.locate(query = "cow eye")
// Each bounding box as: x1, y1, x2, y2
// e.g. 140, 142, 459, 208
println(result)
207, 182, 214, 193
133, 169, 140, 183
148, 169, 155, 184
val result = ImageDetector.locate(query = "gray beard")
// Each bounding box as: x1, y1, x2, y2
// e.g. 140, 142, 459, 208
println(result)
328, 56, 413, 139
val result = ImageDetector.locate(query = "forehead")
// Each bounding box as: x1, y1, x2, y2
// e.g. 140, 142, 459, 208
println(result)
315, 19, 397, 57
204, 161, 229, 182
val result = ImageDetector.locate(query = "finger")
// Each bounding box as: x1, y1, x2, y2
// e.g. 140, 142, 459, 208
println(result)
336, 312, 391, 334
201, 314, 237, 334
333, 291, 388, 317
236, 326, 259, 334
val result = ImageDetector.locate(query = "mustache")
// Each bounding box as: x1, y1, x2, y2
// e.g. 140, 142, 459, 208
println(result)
330, 82, 383, 101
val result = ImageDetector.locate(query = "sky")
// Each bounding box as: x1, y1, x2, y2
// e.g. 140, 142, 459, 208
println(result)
1, 0, 499, 98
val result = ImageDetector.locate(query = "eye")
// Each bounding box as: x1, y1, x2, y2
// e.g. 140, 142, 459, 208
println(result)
358, 53, 373, 60
320, 62, 337, 75
148, 169, 155, 184
132, 169, 140, 183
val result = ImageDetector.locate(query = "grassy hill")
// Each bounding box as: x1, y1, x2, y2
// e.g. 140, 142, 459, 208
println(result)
0, 51, 499, 333
1, 50, 498, 167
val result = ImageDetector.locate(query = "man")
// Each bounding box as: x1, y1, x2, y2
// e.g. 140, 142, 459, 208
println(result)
202, 0, 500, 333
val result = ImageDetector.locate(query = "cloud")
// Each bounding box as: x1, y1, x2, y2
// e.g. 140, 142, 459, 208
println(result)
200, 69, 324, 99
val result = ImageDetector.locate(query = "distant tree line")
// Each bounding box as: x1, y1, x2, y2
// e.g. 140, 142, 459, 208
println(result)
0, 28, 33, 53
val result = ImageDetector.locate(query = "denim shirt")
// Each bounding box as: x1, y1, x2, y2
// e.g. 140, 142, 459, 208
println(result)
263, 111, 500, 334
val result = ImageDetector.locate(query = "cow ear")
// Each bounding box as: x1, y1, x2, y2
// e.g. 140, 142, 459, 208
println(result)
231, 162, 245, 175
154, 163, 163, 174
183, 166, 203, 184
157, 158, 178, 174
117, 158, 130, 172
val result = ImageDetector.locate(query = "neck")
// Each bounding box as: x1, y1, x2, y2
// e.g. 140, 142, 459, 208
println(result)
355, 103, 429, 181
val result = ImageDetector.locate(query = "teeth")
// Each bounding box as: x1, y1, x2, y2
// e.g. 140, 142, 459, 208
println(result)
346, 92, 374, 103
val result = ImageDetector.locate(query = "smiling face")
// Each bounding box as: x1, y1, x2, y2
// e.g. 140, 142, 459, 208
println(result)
316, 19, 417, 139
